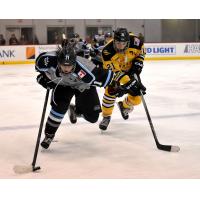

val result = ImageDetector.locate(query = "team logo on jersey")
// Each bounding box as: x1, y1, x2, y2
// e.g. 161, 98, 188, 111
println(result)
78, 70, 86, 78
103, 50, 110, 55
44, 57, 49, 66
134, 38, 140, 46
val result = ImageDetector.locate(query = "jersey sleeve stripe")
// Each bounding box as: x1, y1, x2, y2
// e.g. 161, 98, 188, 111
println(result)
102, 70, 113, 87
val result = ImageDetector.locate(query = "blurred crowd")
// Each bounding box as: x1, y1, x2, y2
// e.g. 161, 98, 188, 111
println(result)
0, 31, 144, 46
0, 33, 39, 45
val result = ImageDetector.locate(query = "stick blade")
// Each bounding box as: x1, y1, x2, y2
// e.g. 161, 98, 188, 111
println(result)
170, 145, 180, 152
13, 165, 33, 174
157, 144, 180, 152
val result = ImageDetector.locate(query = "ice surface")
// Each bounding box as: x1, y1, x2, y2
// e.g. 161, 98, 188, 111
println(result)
0, 60, 200, 178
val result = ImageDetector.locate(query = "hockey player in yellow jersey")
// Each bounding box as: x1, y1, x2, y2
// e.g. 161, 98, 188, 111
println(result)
99, 28, 146, 130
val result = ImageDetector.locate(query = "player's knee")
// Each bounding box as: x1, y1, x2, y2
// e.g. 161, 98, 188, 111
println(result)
84, 112, 99, 123
134, 96, 142, 105
50, 102, 68, 114
128, 95, 142, 105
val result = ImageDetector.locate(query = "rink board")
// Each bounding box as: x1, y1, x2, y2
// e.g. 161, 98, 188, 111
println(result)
0, 43, 200, 65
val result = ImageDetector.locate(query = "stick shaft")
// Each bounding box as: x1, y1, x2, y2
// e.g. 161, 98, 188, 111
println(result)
32, 88, 50, 168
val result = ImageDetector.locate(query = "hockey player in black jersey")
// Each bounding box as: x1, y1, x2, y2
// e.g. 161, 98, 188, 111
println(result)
90, 32, 113, 67
35, 41, 114, 149
70, 33, 90, 59
90, 34, 105, 67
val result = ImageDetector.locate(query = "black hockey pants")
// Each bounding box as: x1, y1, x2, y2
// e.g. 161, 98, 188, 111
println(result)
44, 86, 101, 137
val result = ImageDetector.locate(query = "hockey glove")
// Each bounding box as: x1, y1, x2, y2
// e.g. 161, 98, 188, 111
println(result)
130, 60, 144, 76
123, 78, 146, 96
36, 74, 55, 89
107, 81, 126, 97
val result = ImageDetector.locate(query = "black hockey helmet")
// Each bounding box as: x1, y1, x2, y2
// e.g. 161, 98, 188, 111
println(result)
57, 44, 76, 68
93, 34, 100, 43
113, 28, 130, 52
104, 32, 113, 38
114, 28, 130, 42
72, 33, 80, 38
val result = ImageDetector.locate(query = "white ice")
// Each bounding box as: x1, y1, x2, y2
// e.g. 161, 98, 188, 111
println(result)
0, 60, 200, 178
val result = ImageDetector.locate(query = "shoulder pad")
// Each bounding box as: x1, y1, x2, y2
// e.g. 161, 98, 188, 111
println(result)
76, 56, 96, 71
129, 35, 143, 49
102, 41, 115, 61
35, 51, 58, 72
75, 58, 96, 84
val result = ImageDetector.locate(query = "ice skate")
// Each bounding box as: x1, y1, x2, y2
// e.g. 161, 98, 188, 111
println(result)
99, 116, 111, 131
41, 134, 54, 149
117, 101, 133, 120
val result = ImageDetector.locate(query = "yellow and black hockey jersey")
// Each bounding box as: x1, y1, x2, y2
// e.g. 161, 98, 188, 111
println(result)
101, 34, 145, 84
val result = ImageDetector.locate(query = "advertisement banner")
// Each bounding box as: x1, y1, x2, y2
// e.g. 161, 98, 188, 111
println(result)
36, 45, 57, 56
0, 43, 200, 64
145, 43, 200, 60
183, 43, 200, 55
0, 45, 57, 64
145, 45, 176, 56
0, 46, 24, 61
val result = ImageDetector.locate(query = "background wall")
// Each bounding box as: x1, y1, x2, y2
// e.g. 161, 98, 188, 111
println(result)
162, 19, 197, 42
0, 19, 200, 44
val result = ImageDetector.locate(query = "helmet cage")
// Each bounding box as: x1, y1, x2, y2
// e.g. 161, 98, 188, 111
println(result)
57, 45, 76, 73
113, 28, 130, 53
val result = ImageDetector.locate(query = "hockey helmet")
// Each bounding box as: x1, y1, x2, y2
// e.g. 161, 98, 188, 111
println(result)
113, 28, 130, 52
72, 33, 80, 39
114, 28, 130, 42
57, 44, 76, 70
104, 32, 113, 38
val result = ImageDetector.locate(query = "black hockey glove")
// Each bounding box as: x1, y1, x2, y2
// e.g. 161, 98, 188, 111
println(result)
122, 78, 146, 96
90, 49, 96, 57
130, 60, 144, 76
90, 47, 100, 58
36, 74, 55, 89
107, 81, 126, 97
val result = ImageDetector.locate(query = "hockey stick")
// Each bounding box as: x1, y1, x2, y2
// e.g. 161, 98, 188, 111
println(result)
13, 88, 50, 174
134, 74, 180, 152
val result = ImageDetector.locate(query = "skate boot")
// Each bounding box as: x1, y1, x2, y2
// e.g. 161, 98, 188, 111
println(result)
41, 133, 54, 149
99, 116, 111, 131
68, 104, 77, 124
117, 101, 133, 120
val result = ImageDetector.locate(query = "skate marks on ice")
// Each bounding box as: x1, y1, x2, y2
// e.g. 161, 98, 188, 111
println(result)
0, 111, 199, 178
1, 110, 200, 132
1, 61, 200, 178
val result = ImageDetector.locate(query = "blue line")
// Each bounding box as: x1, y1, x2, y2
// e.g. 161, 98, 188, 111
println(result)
0, 125, 38, 131
0, 112, 200, 132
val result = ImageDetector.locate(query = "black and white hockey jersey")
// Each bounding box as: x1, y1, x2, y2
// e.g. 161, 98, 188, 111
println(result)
35, 51, 114, 92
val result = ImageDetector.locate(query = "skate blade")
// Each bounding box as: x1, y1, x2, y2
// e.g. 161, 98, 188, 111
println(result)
13, 165, 33, 174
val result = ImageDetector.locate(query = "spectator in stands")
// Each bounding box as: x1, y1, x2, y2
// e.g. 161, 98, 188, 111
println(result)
33, 35, 39, 44
53, 32, 61, 44
0, 34, 6, 45
85, 35, 92, 44
9, 34, 19, 45
19, 34, 28, 45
